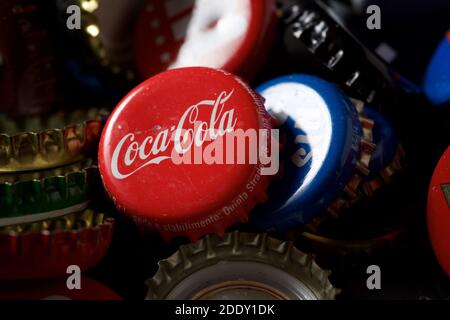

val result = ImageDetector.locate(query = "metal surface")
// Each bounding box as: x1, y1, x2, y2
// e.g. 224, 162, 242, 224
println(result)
0, 108, 108, 172
282, 0, 396, 107
0, 209, 115, 281
146, 231, 340, 300
0, 158, 100, 224
251, 75, 375, 232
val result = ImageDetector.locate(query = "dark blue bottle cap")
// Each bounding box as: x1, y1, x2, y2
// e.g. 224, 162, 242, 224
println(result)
365, 106, 399, 179
361, 106, 404, 196
250, 74, 364, 232
424, 31, 450, 106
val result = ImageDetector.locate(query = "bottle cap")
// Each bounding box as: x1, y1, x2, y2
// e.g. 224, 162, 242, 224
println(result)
146, 231, 339, 300
293, 204, 405, 258
299, 229, 402, 258
0, 209, 114, 281
423, 30, 450, 106
99, 67, 273, 241
281, 0, 396, 107
0, 0, 56, 116
250, 74, 374, 232
0, 108, 108, 173
364, 107, 399, 177
428, 146, 450, 277
0, 158, 100, 227
308, 106, 405, 231
361, 106, 405, 197
0, 277, 121, 300
343, 0, 450, 91
133, 0, 277, 80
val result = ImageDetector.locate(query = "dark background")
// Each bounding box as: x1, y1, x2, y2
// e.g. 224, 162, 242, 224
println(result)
2, 0, 450, 300
87, 0, 450, 300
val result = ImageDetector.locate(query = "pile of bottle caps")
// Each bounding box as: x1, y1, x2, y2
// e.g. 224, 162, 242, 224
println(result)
0, 0, 448, 300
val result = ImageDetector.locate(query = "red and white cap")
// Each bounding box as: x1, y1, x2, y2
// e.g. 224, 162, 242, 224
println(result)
428, 146, 450, 277
99, 67, 274, 241
133, 0, 277, 80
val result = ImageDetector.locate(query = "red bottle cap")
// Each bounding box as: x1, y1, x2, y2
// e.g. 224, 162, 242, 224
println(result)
99, 67, 273, 241
0, 211, 114, 282
133, 0, 277, 80
428, 146, 450, 277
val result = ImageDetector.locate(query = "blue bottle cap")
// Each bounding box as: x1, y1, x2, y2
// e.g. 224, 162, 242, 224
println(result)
424, 31, 450, 106
250, 74, 363, 232
364, 106, 399, 179
359, 106, 404, 197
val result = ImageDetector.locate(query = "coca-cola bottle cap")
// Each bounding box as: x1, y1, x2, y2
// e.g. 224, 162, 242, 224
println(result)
98, 67, 274, 241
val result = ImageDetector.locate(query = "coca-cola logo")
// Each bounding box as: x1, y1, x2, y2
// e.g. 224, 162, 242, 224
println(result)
111, 90, 240, 179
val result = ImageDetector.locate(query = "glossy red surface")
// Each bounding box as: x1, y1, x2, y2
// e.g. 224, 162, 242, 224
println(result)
0, 219, 114, 281
428, 146, 450, 277
99, 67, 272, 240
133, 0, 277, 80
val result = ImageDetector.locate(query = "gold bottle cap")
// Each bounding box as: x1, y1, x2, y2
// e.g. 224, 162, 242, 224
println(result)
288, 204, 405, 258
299, 229, 403, 258
0, 108, 108, 173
